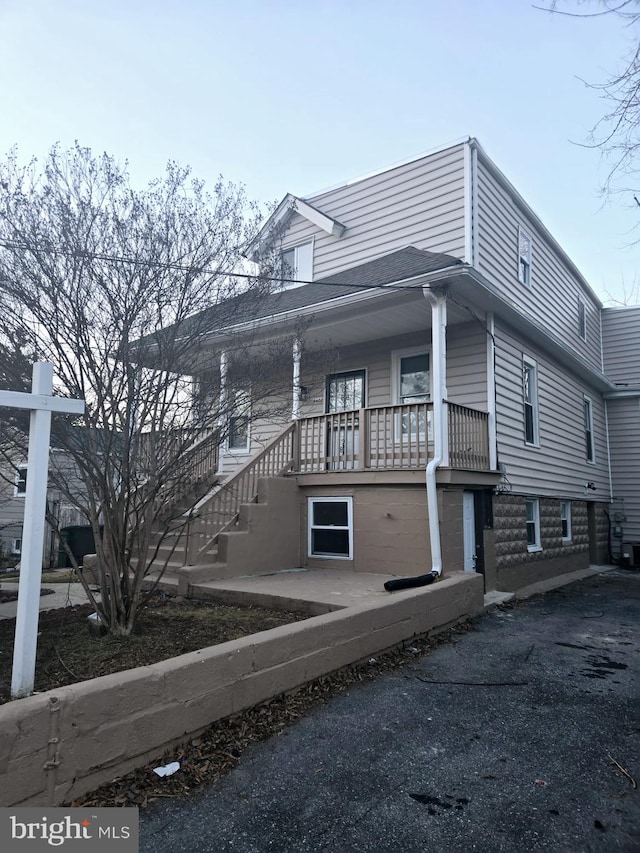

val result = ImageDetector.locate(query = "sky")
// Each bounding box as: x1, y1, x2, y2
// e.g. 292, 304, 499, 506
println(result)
1, 0, 639, 303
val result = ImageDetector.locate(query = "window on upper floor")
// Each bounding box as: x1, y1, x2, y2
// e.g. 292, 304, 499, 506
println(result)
14, 466, 27, 497
578, 299, 587, 341
584, 396, 595, 463
560, 501, 572, 542
11, 538, 22, 555
525, 498, 541, 552
280, 240, 313, 288
227, 390, 251, 452
523, 356, 539, 446
518, 227, 532, 287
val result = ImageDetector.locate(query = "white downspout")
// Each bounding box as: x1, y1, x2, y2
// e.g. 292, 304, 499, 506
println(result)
424, 290, 448, 578
292, 338, 302, 421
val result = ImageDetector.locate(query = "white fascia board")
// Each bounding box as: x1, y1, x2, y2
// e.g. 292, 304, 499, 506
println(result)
245, 195, 345, 260
295, 198, 346, 238
604, 387, 640, 398
470, 139, 603, 309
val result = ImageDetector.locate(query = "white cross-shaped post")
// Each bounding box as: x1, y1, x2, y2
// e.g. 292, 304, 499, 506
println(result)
0, 363, 85, 698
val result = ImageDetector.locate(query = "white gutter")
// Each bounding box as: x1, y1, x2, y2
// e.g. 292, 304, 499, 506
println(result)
423, 289, 447, 578
486, 312, 497, 470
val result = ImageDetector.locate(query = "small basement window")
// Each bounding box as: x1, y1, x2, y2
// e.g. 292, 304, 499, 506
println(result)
308, 497, 353, 559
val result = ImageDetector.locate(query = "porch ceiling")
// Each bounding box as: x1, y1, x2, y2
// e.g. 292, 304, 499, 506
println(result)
300, 288, 470, 352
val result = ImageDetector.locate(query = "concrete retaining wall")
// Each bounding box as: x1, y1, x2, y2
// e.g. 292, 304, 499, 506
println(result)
0, 573, 483, 808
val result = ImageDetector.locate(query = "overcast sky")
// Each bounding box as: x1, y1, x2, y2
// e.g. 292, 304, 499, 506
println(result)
1, 0, 639, 302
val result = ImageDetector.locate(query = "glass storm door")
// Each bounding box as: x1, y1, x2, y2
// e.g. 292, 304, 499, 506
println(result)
325, 370, 365, 469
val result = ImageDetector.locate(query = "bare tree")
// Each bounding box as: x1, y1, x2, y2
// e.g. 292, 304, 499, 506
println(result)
0, 144, 299, 635
540, 2, 640, 195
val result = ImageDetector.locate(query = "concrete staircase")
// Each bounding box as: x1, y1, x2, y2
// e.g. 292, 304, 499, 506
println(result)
145, 423, 298, 595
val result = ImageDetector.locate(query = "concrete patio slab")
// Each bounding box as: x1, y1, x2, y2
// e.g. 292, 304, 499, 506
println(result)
0, 582, 90, 621
192, 568, 421, 614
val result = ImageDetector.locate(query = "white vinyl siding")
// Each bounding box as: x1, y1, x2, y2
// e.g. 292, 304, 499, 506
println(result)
476, 155, 603, 371
607, 397, 640, 540
494, 321, 609, 498
602, 306, 640, 385
283, 145, 467, 280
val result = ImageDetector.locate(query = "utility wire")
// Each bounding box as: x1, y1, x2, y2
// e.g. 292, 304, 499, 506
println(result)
0, 238, 455, 293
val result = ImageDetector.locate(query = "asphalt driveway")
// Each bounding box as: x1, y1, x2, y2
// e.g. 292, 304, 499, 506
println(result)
139, 569, 640, 852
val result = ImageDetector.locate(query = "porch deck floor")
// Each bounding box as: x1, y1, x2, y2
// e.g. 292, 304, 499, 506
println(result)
191, 568, 411, 615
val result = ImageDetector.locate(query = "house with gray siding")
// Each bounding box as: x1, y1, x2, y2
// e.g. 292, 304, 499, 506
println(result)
149, 138, 639, 593
602, 305, 640, 562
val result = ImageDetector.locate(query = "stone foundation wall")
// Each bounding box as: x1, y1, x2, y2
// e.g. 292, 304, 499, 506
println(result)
493, 495, 591, 591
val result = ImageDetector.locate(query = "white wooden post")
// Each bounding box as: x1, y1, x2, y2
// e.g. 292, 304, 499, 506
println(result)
0, 363, 85, 698
292, 338, 302, 421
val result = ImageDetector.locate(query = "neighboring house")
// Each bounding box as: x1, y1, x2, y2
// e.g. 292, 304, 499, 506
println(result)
0, 448, 88, 569
148, 137, 639, 592
602, 305, 640, 564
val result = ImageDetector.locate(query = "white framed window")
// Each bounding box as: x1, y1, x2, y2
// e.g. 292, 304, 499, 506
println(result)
391, 347, 431, 439
578, 299, 587, 341
523, 356, 539, 446
280, 240, 313, 288
560, 501, 572, 542
308, 497, 353, 560
584, 396, 595, 463
518, 227, 532, 286
14, 465, 27, 497
227, 390, 251, 452
11, 538, 22, 555
525, 498, 541, 552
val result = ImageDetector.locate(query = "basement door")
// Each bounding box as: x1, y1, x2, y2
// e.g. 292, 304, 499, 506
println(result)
326, 370, 365, 470
463, 491, 477, 572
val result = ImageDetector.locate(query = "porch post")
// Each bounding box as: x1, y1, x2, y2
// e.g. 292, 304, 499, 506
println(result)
216, 350, 228, 475
292, 338, 302, 421
434, 297, 449, 467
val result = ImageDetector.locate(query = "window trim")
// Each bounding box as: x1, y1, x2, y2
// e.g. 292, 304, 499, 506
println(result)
525, 498, 542, 552
308, 496, 353, 560
11, 538, 22, 555
578, 298, 587, 342
14, 465, 28, 497
583, 396, 595, 463
560, 500, 572, 542
518, 226, 532, 287
226, 390, 251, 453
280, 238, 314, 288
522, 355, 540, 447
391, 346, 431, 405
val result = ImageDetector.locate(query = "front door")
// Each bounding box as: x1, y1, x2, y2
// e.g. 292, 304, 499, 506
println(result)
463, 491, 477, 572
326, 370, 365, 469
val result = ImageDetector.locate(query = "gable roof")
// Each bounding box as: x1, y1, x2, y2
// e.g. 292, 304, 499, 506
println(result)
245, 194, 346, 260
